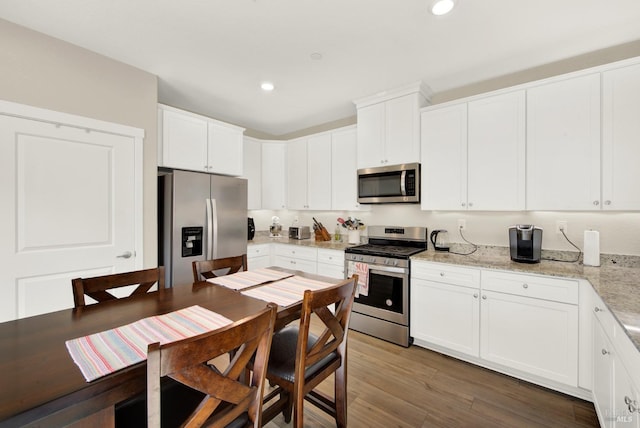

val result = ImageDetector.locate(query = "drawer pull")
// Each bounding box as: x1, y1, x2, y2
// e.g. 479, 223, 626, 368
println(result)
594, 306, 603, 313
522, 283, 529, 289
482, 295, 487, 300
473, 293, 478, 298
601, 348, 609, 355
439, 272, 445, 277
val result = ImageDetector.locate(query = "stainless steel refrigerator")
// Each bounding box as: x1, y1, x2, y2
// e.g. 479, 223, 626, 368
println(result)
158, 169, 248, 286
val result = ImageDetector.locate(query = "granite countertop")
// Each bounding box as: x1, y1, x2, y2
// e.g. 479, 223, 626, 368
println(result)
249, 235, 640, 351
249, 233, 356, 251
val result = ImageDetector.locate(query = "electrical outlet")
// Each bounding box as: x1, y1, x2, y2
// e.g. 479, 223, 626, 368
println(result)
293, 216, 299, 224
556, 220, 567, 234
458, 219, 466, 231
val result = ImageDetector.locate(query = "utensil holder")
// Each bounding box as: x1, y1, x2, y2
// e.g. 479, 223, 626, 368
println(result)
348, 230, 360, 244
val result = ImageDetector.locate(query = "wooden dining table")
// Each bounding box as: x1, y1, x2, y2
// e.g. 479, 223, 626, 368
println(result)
0, 268, 339, 428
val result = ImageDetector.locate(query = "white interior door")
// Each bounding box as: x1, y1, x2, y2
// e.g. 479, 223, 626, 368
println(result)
0, 110, 142, 321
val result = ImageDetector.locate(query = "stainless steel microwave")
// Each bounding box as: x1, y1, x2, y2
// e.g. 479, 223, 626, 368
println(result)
357, 163, 420, 204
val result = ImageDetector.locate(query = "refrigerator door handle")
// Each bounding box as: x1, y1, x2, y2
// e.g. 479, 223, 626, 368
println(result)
206, 198, 213, 259
210, 198, 219, 259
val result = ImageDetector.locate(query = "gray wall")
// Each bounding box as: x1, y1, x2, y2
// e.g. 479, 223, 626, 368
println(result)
0, 19, 159, 268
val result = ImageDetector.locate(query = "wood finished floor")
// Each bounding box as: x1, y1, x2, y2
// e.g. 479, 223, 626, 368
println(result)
263, 327, 599, 428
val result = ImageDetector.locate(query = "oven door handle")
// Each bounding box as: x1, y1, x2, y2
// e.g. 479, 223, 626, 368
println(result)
369, 266, 407, 275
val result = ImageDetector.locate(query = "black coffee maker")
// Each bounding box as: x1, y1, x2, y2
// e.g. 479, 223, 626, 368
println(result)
509, 225, 542, 263
248, 217, 255, 240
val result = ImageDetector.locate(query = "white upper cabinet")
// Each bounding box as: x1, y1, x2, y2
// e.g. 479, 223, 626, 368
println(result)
355, 83, 431, 169
158, 104, 244, 176
356, 103, 385, 169
286, 138, 307, 210
331, 126, 365, 211
307, 134, 332, 210
242, 137, 262, 210
526, 74, 601, 210
602, 62, 640, 210
421, 103, 468, 211
207, 122, 243, 176
286, 134, 332, 210
421, 91, 525, 211
159, 107, 208, 171
261, 142, 287, 210
467, 91, 526, 211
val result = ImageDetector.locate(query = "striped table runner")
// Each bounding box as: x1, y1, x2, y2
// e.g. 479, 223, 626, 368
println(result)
241, 275, 335, 307
65, 305, 232, 382
205, 268, 294, 290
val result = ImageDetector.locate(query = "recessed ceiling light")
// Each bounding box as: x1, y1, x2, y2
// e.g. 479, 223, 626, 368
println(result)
261, 82, 275, 91
431, 0, 455, 15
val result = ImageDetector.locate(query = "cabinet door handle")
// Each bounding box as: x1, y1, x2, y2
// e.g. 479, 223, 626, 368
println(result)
117, 251, 133, 259
604, 200, 612, 206
468, 202, 473, 207
439, 272, 445, 277
482, 295, 487, 300
461, 202, 466, 207
473, 293, 478, 298
522, 283, 529, 289
593, 200, 600, 206
601, 348, 609, 355
594, 306, 603, 313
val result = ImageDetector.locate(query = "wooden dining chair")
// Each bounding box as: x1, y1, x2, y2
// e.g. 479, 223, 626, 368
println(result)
192, 254, 248, 282
260, 275, 358, 428
71, 266, 165, 308
116, 303, 277, 428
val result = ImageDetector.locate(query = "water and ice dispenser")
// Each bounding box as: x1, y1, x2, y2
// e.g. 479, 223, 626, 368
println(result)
181, 226, 203, 257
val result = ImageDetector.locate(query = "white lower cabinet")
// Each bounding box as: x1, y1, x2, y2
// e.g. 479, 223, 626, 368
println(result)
480, 270, 579, 387
247, 244, 271, 269
317, 249, 345, 279
411, 262, 481, 357
479, 289, 578, 386
594, 319, 615, 428
273, 244, 317, 275
592, 290, 640, 428
411, 262, 580, 391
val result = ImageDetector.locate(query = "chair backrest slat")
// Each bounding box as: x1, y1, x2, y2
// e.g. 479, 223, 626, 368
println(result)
72, 267, 165, 308
192, 254, 247, 282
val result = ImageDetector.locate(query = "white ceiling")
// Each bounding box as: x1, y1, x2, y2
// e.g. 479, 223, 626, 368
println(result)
2, 0, 640, 137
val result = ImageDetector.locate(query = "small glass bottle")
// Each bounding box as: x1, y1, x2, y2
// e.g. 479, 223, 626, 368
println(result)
334, 224, 341, 241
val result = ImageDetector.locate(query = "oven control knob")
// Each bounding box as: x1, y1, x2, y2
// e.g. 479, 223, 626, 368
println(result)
358, 256, 364, 261
385, 299, 393, 307
384, 259, 390, 265
368, 257, 375, 263
393, 260, 398, 266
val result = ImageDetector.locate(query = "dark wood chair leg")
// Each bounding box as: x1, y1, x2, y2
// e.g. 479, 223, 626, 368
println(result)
335, 364, 347, 428
283, 391, 293, 423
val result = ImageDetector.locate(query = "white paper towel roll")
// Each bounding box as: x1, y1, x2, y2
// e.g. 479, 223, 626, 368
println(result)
583, 230, 600, 267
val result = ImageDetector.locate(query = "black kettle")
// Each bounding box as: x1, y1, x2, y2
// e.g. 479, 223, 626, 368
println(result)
430, 229, 450, 252
248, 218, 255, 240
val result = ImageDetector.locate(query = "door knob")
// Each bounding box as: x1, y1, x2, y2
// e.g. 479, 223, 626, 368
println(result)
117, 251, 133, 259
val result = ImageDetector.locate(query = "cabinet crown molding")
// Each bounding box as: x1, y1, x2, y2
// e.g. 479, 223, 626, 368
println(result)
353, 81, 433, 109
158, 103, 245, 132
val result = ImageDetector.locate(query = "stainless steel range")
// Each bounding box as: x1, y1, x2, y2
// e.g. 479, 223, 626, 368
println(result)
345, 226, 428, 347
